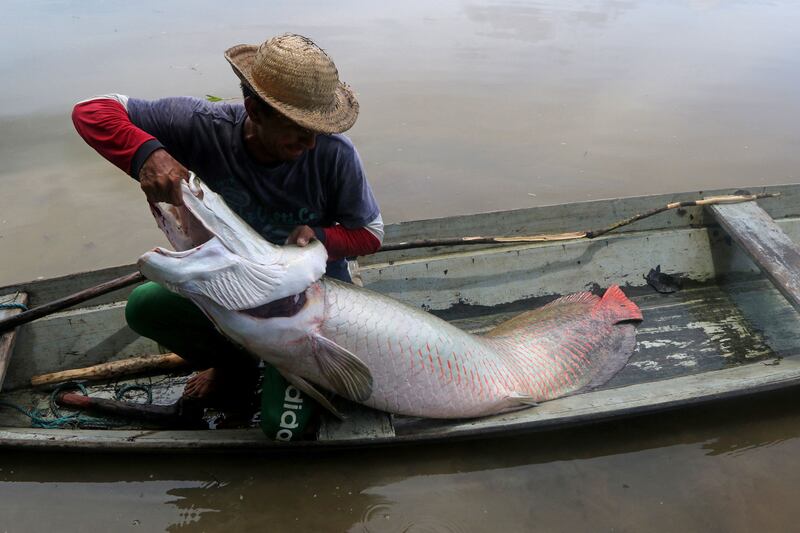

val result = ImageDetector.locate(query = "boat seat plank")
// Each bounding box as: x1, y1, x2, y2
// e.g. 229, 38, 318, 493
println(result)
0, 292, 28, 391
710, 201, 800, 313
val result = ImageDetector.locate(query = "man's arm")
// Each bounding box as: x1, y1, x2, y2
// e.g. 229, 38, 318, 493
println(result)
307, 136, 384, 260
72, 95, 189, 205
319, 216, 383, 259
286, 217, 383, 260
72, 95, 163, 178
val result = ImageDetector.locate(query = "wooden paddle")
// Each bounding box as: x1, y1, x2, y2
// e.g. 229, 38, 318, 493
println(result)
0, 271, 144, 334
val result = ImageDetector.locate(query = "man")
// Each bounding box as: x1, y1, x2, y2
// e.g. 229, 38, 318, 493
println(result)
72, 34, 383, 410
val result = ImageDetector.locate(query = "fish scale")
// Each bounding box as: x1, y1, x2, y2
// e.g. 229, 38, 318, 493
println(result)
311, 279, 641, 417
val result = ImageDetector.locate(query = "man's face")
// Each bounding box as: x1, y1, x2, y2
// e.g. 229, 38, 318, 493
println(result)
269, 114, 318, 161
247, 99, 318, 162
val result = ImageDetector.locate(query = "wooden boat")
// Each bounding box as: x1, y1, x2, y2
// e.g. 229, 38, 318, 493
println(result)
1, 184, 800, 451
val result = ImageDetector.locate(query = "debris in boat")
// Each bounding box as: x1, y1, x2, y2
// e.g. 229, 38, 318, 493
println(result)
646, 265, 682, 293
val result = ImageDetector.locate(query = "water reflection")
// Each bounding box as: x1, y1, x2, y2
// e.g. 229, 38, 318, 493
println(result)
2, 0, 800, 284
463, 1, 637, 43
1, 388, 800, 531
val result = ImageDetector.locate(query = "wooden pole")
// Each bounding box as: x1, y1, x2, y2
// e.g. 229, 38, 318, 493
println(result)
0, 271, 144, 334
379, 231, 587, 252
585, 193, 780, 239
30, 353, 188, 387
379, 192, 780, 252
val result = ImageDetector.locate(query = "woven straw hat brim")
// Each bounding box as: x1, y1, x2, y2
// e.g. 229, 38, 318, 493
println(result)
225, 44, 359, 135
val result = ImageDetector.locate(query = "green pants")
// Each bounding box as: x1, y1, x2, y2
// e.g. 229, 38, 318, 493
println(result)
125, 282, 315, 440
125, 282, 255, 371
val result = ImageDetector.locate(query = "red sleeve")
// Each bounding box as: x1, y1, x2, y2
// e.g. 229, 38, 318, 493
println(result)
322, 226, 381, 261
72, 99, 156, 175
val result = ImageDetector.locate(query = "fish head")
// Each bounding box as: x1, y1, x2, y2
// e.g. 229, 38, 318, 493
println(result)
138, 173, 328, 310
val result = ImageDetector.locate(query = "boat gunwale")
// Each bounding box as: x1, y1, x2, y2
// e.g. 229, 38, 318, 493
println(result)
3, 183, 800, 298
1, 354, 798, 451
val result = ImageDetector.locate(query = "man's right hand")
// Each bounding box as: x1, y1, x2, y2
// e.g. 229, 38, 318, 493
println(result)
138, 148, 189, 206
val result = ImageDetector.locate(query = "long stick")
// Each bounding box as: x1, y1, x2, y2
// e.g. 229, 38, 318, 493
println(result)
0, 271, 144, 333
379, 193, 780, 252
585, 193, 779, 238
30, 353, 187, 387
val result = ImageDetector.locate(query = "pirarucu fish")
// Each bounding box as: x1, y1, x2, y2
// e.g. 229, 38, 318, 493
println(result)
139, 175, 643, 419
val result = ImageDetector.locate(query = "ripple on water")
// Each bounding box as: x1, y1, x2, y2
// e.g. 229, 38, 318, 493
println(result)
360, 503, 468, 533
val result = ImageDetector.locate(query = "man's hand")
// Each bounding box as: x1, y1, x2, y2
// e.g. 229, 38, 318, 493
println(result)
138, 148, 189, 206
286, 225, 317, 247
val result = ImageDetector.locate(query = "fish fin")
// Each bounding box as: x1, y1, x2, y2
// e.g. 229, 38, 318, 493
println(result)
311, 335, 374, 402
507, 392, 539, 407
600, 285, 643, 323
184, 256, 285, 310
278, 371, 346, 421
541, 291, 600, 307
486, 291, 601, 337
580, 323, 638, 391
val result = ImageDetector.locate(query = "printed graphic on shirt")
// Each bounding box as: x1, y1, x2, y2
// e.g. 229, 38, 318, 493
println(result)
216, 182, 321, 243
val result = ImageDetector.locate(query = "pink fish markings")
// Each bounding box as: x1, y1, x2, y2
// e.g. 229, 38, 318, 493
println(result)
301, 280, 642, 417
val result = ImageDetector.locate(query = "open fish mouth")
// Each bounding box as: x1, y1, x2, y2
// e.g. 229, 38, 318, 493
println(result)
137, 173, 328, 311
151, 245, 205, 258
143, 172, 279, 262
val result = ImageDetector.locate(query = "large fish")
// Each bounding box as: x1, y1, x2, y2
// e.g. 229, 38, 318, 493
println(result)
139, 175, 642, 419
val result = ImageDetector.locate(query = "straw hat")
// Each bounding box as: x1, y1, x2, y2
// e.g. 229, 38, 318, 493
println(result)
225, 34, 358, 134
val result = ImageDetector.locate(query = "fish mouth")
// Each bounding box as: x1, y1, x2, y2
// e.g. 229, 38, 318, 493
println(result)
146, 173, 281, 265
152, 246, 199, 258
138, 235, 227, 285
146, 174, 214, 253
138, 173, 328, 311
145, 237, 219, 274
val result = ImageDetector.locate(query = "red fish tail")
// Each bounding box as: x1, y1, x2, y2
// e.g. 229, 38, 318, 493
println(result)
599, 285, 642, 323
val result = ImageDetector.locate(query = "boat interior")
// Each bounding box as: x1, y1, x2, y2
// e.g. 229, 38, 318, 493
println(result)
1, 184, 799, 448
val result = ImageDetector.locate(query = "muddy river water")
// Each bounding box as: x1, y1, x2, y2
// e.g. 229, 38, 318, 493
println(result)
1, 1, 799, 531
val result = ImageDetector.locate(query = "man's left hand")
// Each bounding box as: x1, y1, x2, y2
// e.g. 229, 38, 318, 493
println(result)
286, 225, 317, 247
